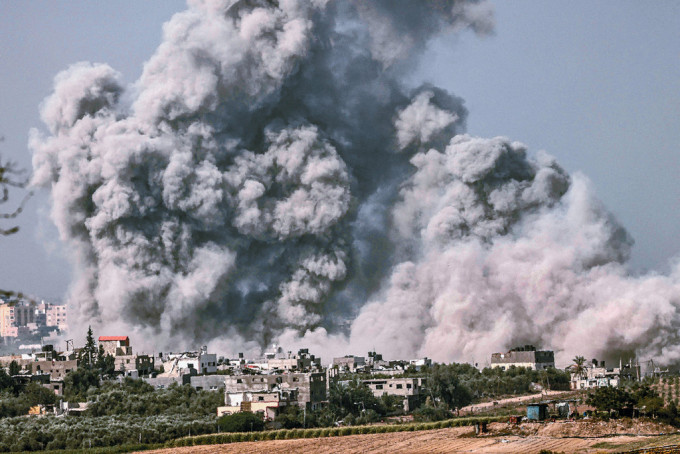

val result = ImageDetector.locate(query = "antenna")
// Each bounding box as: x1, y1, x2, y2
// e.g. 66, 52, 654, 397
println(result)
65, 339, 73, 351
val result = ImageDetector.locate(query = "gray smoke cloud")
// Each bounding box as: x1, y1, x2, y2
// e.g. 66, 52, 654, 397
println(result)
30, 0, 680, 365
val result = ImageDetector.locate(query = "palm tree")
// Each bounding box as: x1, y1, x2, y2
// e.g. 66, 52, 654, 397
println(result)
572, 356, 587, 379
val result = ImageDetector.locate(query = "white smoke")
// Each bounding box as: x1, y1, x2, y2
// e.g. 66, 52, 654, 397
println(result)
29, 0, 680, 366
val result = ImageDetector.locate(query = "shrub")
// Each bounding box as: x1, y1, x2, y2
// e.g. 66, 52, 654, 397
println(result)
217, 412, 265, 433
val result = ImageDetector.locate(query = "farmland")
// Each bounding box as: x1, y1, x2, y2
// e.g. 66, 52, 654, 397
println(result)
145, 420, 680, 454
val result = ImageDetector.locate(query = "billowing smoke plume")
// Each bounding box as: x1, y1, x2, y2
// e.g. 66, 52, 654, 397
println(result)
31, 0, 680, 365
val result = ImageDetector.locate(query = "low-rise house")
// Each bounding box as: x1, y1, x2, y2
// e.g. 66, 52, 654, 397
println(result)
332, 355, 366, 372
159, 347, 217, 376
409, 358, 432, 370
33, 359, 78, 380
569, 359, 636, 389
114, 354, 154, 376
59, 401, 89, 416
45, 379, 64, 396
224, 372, 327, 410
362, 377, 422, 411
190, 374, 227, 391
267, 348, 321, 372
217, 388, 298, 420
491, 345, 555, 371
98, 336, 132, 356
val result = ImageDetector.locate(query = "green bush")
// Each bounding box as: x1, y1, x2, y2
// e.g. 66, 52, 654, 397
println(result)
217, 412, 264, 433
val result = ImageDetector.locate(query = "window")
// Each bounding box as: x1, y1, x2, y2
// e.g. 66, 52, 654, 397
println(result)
258, 396, 264, 401
396, 384, 403, 389
406, 384, 412, 389
375, 384, 383, 390
236, 379, 243, 383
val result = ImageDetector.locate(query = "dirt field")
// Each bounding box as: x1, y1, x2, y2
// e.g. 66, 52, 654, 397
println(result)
143, 421, 680, 454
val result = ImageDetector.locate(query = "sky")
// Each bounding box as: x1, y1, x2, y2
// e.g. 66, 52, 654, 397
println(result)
0, 0, 678, 302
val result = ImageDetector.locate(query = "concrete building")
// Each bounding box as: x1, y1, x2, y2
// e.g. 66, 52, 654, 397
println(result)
224, 372, 327, 410
0, 303, 17, 337
409, 358, 432, 370
159, 347, 217, 376
268, 348, 321, 372
33, 359, 78, 380
45, 304, 67, 330
217, 388, 298, 420
332, 355, 366, 372
114, 354, 154, 375
569, 360, 636, 390
491, 346, 555, 371
362, 377, 422, 411
98, 336, 132, 357
44, 379, 64, 397
143, 375, 190, 389
12, 304, 35, 328
190, 375, 227, 391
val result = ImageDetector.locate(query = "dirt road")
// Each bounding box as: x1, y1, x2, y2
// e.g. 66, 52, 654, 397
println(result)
460, 390, 571, 414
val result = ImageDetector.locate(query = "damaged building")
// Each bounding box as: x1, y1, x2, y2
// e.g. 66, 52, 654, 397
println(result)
491, 345, 555, 371
223, 372, 327, 411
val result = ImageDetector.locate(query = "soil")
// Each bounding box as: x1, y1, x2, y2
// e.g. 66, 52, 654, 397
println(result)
141, 419, 680, 454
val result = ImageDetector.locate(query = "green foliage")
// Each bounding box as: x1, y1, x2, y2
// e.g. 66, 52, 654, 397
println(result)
8, 361, 19, 377
586, 386, 634, 413
79, 326, 97, 369
429, 364, 473, 410
0, 414, 216, 451
0, 382, 58, 418
23, 382, 57, 406
419, 363, 571, 404
0, 369, 13, 392
412, 403, 452, 422
217, 412, 265, 432
64, 367, 100, 401
86, 380, 223, 417
328, 378, 386, 421
275, 404, 306, 429
96, 348, 116, 376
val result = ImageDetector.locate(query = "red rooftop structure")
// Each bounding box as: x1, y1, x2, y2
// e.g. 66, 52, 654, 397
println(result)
99, 336, 131, 356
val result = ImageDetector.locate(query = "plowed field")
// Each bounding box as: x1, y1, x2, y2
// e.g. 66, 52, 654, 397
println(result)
143, 421, 680, 454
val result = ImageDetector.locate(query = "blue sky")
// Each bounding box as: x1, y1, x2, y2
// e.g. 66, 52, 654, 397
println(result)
0, 1, 678, 300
